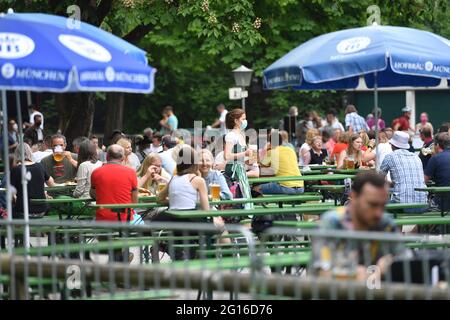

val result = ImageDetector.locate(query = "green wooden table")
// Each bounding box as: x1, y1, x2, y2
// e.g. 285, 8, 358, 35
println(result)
209, 194, 322, 207
248, 174, 354, 185
273, 216, 450, 228
331, 169, 375, 175
300, 165, 336, 170
30, 197, 93, 220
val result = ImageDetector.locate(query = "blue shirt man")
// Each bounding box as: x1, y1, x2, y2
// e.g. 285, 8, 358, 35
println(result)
424, 133, 450, 211
379, 131, 427, 208
160, 105, 178, 135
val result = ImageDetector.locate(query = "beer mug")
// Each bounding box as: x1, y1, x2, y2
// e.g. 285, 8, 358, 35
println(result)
53, 145, 65, 162
346, 156, 355, 170
156, 182, 167, 195
249, 144, 258, 164
210, 183, 221, 201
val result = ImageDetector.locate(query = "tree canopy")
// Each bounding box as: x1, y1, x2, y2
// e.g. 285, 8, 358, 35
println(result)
1, 0, 449, 137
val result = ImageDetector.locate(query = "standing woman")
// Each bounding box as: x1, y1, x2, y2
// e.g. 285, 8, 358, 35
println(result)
223, 109, 254, 210
73, 140, 102, 198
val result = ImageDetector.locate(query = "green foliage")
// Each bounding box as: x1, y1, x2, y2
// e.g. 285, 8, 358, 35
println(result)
2, 0, 449, 133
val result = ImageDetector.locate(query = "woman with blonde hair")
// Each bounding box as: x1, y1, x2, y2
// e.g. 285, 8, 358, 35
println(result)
298, 128, 320, 165
116, 138, 141, 170
137, 153, 171, 194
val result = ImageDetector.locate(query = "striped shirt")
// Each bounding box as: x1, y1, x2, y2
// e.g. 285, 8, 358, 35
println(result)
379, 149, 427, 203
345, 112, 369, 132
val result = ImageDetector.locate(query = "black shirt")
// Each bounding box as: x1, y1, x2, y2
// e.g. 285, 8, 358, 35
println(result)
309, 148, 328, 165
419, 139, 433, 169
10, 163, 49, 217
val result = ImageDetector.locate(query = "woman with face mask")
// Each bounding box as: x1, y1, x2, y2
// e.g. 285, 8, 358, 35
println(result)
223, 108, 254, 209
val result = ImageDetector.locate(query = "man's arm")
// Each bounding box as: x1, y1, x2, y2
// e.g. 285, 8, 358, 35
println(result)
131, 189, 138, 204
210, 119, 221, 128
64, 152, 78, 168
89, 187, 96, 200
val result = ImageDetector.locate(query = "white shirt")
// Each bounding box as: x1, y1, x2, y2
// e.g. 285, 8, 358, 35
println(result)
73, 160, 103, 198
29, 111, 44, 130
298, 143, 311, 166
32, 149, 52, 163
375, 142, 393, 181
219, 109, 228, 135
146, 144, 163, 154
159, 148, 177, 176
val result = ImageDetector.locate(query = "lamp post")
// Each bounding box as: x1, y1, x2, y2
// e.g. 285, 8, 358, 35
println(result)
232, 65, 253, 112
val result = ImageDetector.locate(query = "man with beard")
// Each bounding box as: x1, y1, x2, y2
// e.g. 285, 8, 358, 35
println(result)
311, 172, 402, 281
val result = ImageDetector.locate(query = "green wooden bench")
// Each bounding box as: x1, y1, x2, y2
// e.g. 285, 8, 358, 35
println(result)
249, 174, 354, 185
166, 205, 335, 219
168, 252, 311, 270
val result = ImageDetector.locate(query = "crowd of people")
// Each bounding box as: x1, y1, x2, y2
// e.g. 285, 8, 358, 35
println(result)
1, 102, 450, 275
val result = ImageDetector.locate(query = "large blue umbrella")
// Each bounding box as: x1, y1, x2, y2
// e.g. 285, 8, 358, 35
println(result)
263, 24, 450, 170
0, 10, 156, 250
263, 24, 450, 90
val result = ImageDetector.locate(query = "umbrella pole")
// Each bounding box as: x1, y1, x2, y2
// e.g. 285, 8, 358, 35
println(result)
15, 91, 30, 250
374, 72, 380, 170
1, 90, 13, 254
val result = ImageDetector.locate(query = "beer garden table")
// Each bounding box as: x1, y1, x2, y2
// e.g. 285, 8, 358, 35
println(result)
209, 194, 322, 208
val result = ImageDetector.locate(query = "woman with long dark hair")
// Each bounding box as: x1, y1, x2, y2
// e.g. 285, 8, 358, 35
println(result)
73, 140, 102, 198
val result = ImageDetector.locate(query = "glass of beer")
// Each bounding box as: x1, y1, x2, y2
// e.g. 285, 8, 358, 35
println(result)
346, 156, 355, 170
156, 182, 167, 195
210, 183, 221, 201
53, 145, 65, 162
249, 144, 258, 164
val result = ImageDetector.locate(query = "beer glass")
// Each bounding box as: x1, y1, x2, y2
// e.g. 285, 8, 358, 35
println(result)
53, 145, 65, 162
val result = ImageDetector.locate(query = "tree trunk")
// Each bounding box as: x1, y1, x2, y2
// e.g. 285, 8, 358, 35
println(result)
56, 93, 95, 149
104, 92, 125, 146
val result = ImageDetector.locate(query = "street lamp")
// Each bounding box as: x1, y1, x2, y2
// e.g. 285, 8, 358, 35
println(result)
232, 65, 253, 111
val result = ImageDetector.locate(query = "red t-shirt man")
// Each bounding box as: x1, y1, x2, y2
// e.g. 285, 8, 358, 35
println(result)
91, 162, 138, 222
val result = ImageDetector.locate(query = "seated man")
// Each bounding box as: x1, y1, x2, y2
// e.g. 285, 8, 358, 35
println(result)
90, 144, 141, 225
255, 130, 304, 195
311, 172, 402, 281
425, 132, 450, 212
379, 131, 427, 214
40, 134, 78, 184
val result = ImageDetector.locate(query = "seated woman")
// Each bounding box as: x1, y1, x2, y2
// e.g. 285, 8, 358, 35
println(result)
156, 145, 227, 259
303, 136, 328, 165
255, 130, 304, 195
116, 138, 141, 171
299, 128, 320, 166
137, 153, 171, 194
199, 149, 232, 200
337, 134, 368, 169
10, 143, 55, 219
73, 140, 102, 198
